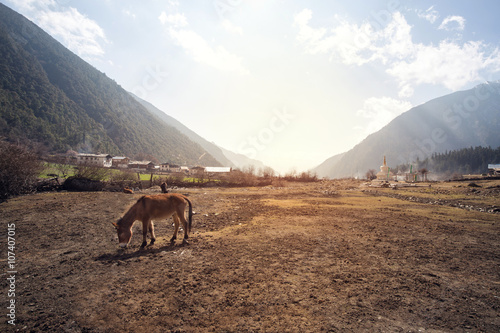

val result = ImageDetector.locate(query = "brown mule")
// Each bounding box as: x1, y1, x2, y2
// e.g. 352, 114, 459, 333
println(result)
112, 193, 192, 248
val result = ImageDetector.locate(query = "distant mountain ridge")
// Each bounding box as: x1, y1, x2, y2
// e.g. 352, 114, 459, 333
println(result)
131, 94, 269, 170
0, 3, 221, 166
313, 82, 500, 178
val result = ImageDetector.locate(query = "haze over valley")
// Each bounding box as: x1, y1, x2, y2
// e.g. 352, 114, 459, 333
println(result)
1, 0, 500, 175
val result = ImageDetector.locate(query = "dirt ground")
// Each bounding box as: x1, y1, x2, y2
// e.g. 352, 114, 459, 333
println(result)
1, 179, 499, 332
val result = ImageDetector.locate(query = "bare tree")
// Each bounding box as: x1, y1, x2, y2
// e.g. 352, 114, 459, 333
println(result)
260, 166, 275, 179
0, 140, 42, 200
366, 169, 377, 180
419, 168, 429, 182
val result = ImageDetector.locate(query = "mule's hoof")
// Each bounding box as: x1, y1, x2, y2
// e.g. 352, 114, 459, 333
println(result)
150, 239, 155, 245
140, 241, 147, 248
182, 239, 189, 246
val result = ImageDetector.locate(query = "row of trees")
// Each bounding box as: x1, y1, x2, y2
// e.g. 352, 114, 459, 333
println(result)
424, 146, 500, 175
399, 146, 500, 176
366, 146, 500, 180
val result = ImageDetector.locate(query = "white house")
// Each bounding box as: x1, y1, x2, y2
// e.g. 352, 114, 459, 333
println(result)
205, 167, 232, 174
76, 153, 112, 167
159, 163, 171, 172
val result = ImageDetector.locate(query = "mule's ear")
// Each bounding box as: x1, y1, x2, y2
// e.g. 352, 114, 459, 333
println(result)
111, 222, 118, 229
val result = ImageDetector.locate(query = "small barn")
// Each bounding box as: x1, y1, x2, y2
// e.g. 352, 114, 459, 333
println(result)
128, 161, 156, 171
112, 156, 130, 168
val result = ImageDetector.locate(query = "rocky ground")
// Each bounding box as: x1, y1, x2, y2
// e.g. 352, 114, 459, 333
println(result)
1, 179, 499, 332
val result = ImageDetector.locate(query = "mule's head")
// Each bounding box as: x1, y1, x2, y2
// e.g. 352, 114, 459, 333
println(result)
112, 219, 132, 248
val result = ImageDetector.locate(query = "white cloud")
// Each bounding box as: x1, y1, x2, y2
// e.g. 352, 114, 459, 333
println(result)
159, 11, 248, 75
356, 97, 412, 136
7, 0, 54, 12
417, 6, 439, 24
294, 9, 500, 96
123, 9, 136, 19
222, 19, 243, 35
167, 29, 249, 75
294, 10, 413, 65
439, 15, 466, 31
388, 41, 500, 91
7, 0, 107, 58
37, 7, 107, 58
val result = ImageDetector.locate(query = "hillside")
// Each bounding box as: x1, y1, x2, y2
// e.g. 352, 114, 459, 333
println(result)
217, 145, 267, 170
0, 4, 220, 166
131, 94, 232, 166
313, 82, 500, 178
132, 93, 270, 170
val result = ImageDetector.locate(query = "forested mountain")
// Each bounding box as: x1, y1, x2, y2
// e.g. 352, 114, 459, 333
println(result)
0, 4, 220, 166
313, 82, 500, 178
408, 146, 500, 176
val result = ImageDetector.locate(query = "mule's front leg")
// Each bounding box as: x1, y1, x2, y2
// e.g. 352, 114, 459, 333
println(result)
140, 220, 149, 248
149, 221, 156, 246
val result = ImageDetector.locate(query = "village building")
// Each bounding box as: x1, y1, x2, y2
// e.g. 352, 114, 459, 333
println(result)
76, 153, 112, 167
205, 167, 232, 175
168, 164, 182, 173
190, 166, 205, 175
112, 156, 130, 168
159, 163, 171, 172
488, 164, 500, 176
405, 165, 418, 182
128, 161, 156, 171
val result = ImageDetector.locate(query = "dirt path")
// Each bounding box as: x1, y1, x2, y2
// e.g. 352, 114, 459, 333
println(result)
1, 181, 499, 332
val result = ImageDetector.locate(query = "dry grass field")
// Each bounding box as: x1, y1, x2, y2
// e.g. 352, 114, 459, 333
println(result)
1, 179, 499, 332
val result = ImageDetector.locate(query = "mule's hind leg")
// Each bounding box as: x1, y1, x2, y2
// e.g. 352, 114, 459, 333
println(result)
177, 207, 189, 245
149, 221, 156, 245
170, 213, 180, 244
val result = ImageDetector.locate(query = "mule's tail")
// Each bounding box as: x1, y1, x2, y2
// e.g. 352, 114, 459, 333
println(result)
185, 197, 193, 233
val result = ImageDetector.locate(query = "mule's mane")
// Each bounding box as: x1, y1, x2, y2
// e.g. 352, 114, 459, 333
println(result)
117, 196, 145, 228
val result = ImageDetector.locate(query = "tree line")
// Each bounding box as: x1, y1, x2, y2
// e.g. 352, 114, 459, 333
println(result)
398, 146, 500, 177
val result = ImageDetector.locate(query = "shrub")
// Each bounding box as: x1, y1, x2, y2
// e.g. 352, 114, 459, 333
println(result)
366, 169, 377, 181
0, 141, 42, 200
74, 164, 110, 181
110, 169, 137, 182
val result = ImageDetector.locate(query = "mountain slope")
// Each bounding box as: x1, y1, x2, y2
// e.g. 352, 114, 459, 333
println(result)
217, 146, 266, 170
0, 3, 220, 166
130, 94, 232, 166
132, 93, 269, 170
313, 82, 500, 178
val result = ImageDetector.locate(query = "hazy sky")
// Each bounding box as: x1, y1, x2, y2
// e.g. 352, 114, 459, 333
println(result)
3, 0, 500, 173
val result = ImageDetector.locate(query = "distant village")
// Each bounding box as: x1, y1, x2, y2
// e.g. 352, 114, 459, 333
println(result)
64, 152, 500, 182
72, 152, 232, 175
